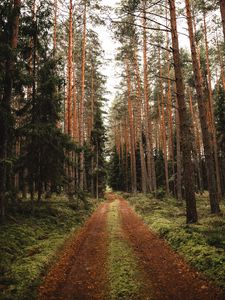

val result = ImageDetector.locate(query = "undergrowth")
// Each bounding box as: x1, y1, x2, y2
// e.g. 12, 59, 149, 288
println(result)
125, 192, 225, 290
0, 194, 99, 300
107, 200, 142, 300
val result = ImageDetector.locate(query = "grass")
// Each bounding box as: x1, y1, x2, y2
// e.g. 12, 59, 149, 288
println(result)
0, 194, 100, 300
107, 200, 142, 300
125, 192, 225, 290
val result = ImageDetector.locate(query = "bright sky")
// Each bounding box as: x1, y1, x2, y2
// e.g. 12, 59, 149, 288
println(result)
95, 0, 121, 107
94, 0, 191, 108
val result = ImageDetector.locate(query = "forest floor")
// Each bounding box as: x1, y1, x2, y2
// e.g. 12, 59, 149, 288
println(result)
38, 193, 225, 300
0, 195, 100, 300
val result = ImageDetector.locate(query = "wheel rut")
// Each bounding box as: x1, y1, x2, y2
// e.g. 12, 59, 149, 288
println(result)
38, 202, 109, 300
38, 193, 225, 300
118, 195, 225, 300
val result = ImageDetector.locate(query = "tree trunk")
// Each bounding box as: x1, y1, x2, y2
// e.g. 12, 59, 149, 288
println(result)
203, 12, 222, 200
159, 48, 169, 194
80, 0, 87, 190
126, 59, 137, 193
185, 0, 220, 214
175, 97, 182, 202
0, 0, 21, 221
96, 143, 99, 200
165, 11, 175, 194
67, 0, 73, 136
189, 89, 204, 194
169, 0, 198, 223
142, 2, 156, 192
216, 34, 225, 91
133, 49, 148, 193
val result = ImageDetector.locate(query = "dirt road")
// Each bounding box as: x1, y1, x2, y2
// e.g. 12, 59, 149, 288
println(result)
38, 193, 225, 300
38, 202, 109, 300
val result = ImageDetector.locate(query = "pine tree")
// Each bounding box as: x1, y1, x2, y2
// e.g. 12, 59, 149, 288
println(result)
185, 0, 220, 214
169, 0, 198, 223
0, 0, 21, 221
214, 83, 225, 196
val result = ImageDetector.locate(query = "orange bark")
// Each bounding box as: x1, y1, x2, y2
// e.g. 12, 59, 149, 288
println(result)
80, 0, 87, 190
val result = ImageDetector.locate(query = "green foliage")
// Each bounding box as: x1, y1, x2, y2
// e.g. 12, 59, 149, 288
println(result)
214, 83, 225, 196
126, 193, 225, 289
89, 104, 107, 197
0, 195, 98, 300
155, 188, 166, 200
154, 149, 166, 188
215, 84, 225, 151
107, 200, 142, 300
108, 147, 130, 192
16, 4, 75, 199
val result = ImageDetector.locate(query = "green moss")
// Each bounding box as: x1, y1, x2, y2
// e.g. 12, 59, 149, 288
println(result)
0, 195, 98, 300
126, 192, 225, 290
107, 200, 143, 300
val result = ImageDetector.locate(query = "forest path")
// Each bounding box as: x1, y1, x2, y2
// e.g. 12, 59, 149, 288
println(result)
38, 193, 224, 300
117, 194, 225, 300
38, 201, 110, 300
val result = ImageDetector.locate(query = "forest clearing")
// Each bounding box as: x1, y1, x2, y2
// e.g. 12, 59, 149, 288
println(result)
1, 0, 225, 299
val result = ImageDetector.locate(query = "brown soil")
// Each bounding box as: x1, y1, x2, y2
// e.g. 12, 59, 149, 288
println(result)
38, 193, 225, 300
118, 195, 225, 300
38, 202, 109, 300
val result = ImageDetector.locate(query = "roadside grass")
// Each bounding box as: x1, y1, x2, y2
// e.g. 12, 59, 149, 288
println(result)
124, 192, 225, 290
107, 200, 142, 300
0, 195, 100, 300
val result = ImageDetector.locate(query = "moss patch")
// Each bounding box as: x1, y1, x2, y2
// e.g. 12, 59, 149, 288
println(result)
107, 200, 142, 300
126, 193, 225, 290
0, 195, 99, 300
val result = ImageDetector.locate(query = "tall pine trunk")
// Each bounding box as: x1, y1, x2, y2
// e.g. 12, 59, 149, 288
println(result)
80, 0, 87, 190
175, 97, 182, 201
0, 0, 21, 221
159, 48, 169, 194
142, 1, 156, 192
169, 0, 198, 223
126, 59, 137, 193
133, 50, 148, 193
185, 0, 220, 214
66, 0, 73, 136
203, 12, 222, 200
189, 90, 204, 194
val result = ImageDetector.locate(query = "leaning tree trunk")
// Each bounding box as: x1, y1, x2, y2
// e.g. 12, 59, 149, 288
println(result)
185, 0, 220, 214
0, 0, 21, 221
169, 0, 198, 223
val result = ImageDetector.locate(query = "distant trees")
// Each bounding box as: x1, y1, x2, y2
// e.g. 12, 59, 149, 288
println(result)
108, 0, 225, 223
